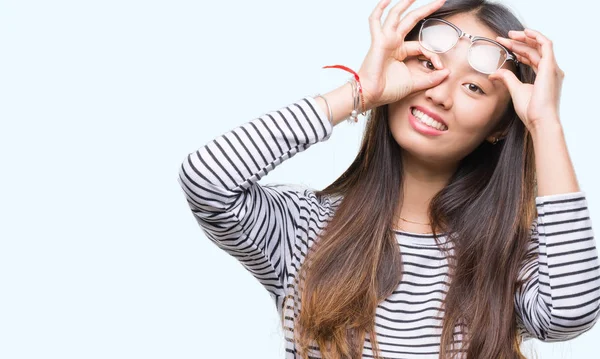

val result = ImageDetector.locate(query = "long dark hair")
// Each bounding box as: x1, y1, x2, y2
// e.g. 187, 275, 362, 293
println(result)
286, 0, 539, 358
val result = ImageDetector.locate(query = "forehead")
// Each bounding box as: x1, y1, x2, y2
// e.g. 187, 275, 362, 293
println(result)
442, 12, 499, 40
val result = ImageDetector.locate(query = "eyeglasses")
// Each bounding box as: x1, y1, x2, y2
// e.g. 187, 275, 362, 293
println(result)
418, 18, 519, 75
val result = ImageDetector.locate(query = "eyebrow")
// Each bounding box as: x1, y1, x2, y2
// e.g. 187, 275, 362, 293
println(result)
466, 68, 498, 91
476, 70, 493, 83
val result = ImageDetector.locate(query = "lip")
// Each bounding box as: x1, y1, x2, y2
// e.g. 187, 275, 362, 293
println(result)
408, 107, 448, 136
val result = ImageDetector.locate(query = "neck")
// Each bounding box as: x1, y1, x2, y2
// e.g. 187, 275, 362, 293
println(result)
396, 151, 458, 225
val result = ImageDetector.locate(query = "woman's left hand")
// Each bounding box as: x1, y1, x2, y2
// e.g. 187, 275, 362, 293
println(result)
489, 28, 564, 132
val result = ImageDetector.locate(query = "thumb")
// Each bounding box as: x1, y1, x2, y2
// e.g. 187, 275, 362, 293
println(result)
489, 69, 521, 97
412, 69, 450, 93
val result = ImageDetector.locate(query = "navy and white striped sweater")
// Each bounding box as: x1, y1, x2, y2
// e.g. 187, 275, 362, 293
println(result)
178, 96, 600, 358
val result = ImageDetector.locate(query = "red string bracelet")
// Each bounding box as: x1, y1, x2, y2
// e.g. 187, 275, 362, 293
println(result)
322, 65, 366, 115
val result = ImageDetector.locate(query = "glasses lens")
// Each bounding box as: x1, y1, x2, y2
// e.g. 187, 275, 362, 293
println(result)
469, 40, 508, 74
419, 19, 459, 52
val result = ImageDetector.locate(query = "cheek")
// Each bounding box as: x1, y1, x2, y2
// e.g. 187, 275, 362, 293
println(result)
387, 99, 414, 134
453, 102, 500, 136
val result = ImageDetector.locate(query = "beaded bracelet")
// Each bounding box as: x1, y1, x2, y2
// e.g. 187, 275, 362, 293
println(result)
347, 77, 360, 123
313, 82, 360, 125
322, 65, 367, 122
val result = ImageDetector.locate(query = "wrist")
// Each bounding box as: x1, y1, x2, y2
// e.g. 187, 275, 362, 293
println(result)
356, 72, 378, 112
529, 119, 562, 140
361, 88, 377, 112
317, 82, 358, 127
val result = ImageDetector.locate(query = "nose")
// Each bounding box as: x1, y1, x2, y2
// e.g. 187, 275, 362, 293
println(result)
422, 35, 474, 110
424, 76, 453, 110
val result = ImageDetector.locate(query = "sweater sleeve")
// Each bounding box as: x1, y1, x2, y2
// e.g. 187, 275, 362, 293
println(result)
515, 191, 600, 342
177, 96, 334, 301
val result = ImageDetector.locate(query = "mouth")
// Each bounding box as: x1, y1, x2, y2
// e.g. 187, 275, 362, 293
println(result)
409, 107, 448, 132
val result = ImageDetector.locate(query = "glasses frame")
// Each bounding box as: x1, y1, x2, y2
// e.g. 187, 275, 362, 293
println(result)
418, 17, 520, 74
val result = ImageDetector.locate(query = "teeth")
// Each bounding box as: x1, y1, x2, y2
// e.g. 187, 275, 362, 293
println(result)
411, 108, 447, 131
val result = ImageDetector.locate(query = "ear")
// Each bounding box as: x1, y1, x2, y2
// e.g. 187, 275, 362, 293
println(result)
486, 131, 501, 143
486, 96, 514, 144
486, 108, 512, 144
486, 128, 509, 144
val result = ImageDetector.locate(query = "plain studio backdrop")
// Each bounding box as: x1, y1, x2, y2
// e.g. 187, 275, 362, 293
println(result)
0, 0, 598, 358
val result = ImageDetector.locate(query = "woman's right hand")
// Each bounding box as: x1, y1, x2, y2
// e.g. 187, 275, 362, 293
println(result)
358, 0, 450, 110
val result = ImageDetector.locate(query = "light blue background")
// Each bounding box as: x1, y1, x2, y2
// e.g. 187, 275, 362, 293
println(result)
1, 0, 598, 358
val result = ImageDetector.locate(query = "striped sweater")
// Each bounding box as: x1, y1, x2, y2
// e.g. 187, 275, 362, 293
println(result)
177, 96, 600, 358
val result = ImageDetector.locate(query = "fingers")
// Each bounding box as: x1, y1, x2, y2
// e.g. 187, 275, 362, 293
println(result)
397, 0, 446, 36
523, 28, 559, 67
369, 0, 392, 39
488, 69, 522, 97
513, 52, 537, 73
412, 68, 450, 93
507, 30, 539, 50
506, 30, 540, 72
495, 35, 540, 73
403, 41, 444, 68
404, 39, 448, 92
382, 0, 417, 31
498, 28, 562, 77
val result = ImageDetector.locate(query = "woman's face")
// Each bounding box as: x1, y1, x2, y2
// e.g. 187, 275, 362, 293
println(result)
388, 12, 514, 165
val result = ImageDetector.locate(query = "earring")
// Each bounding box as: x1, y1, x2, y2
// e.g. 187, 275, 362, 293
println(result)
491, 136, 501, 145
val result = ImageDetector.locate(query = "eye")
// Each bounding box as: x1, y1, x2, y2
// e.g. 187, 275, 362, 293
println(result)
418, 58, 486, 95
418, 58, 437, 71
464, 83, 486, 95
